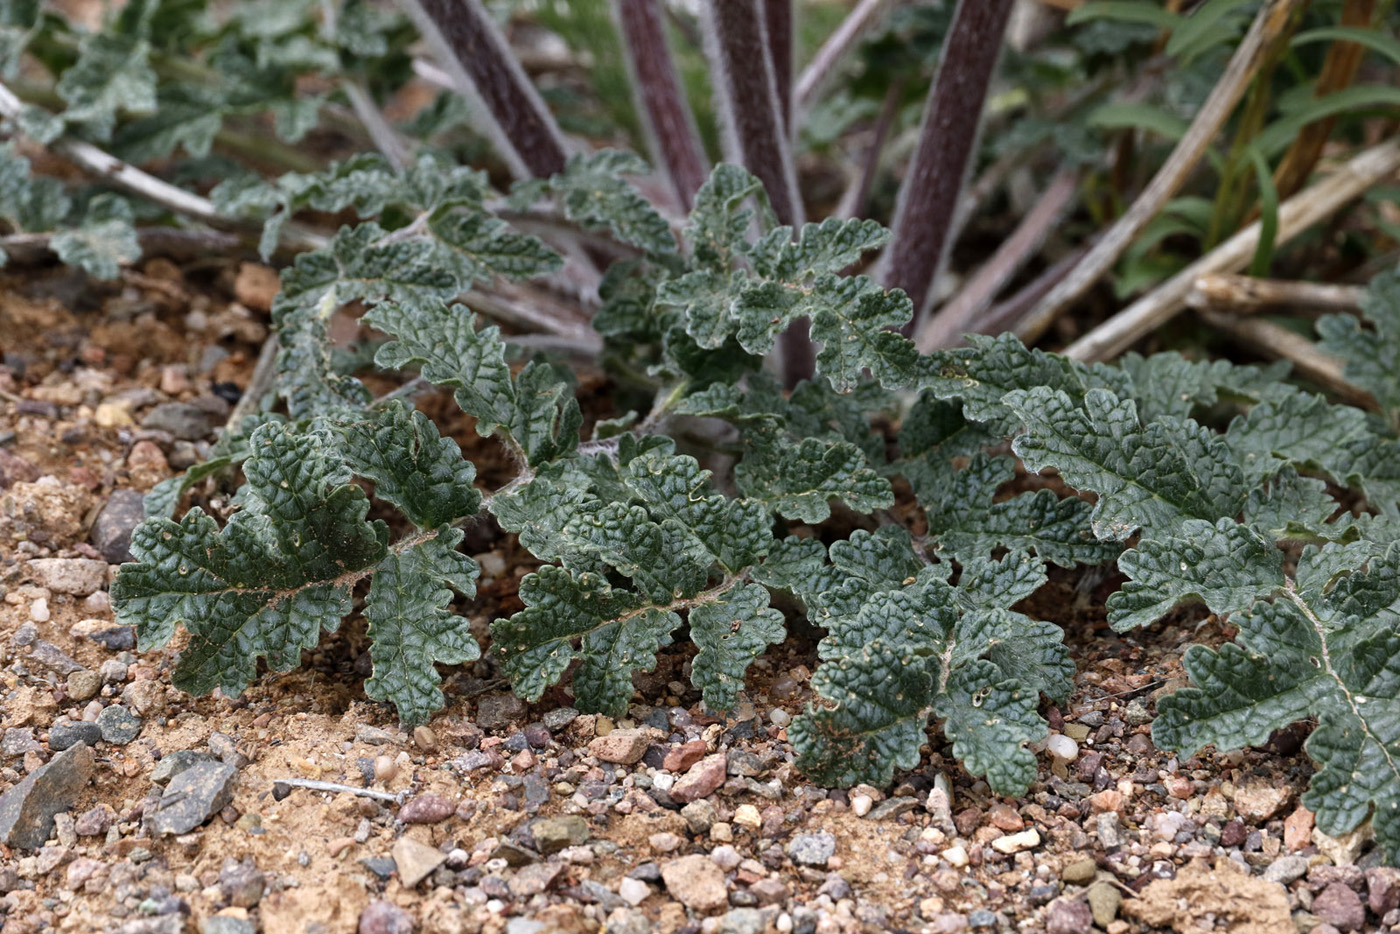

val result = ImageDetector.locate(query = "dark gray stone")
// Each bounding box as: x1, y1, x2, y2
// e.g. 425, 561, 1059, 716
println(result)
476, 693, 527, 731
28, 641, 84, 676
0, 743, 95, 847
152, 761, 238, 835
152, 750, 218, 784
49, 721, 103, 751
203, 918, 256, 934
97, 704, 142, 744
90, 626, 136, 651
2, 728, 40, 757
141, 403, 216, 440
531, 815, 589, 854
219, 857, 265, 908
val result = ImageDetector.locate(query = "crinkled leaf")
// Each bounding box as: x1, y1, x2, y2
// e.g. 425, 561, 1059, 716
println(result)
111, 422, 388, 697
1317, 269, 1400, 419
1225, 388, 1375, 483
1005, 387, 1246, 541
334, 403, 481, 528
1107, 518, 1283, 631
540, 150, 676, 254
55, 32, 157, 139
1243, 468, 1344, 541
736, 434, 892, 523
363, 530, 479, 725
923, 454, 1118, 567
492, 566, 678, 716
933, 660, 1044, 796
1155, 544, 1400, 861
829, 526, 924, 590
1117, 351, 1289, 422
689, 582, 786, 711
750, 536, 836, 603
50, 194, 141, 280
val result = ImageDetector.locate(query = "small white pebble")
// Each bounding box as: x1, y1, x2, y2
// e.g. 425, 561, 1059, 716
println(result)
29, 598, 50, 622
941, 845, 968, 868
776, 914, 793, 933
651, 771, 674, 792
617, 876, 650, 906
769, 708, 791, 728
851, 794, 873, 817
1046, 733, 1080, 761
373, 755, 397, 784
711, 844, 742, 871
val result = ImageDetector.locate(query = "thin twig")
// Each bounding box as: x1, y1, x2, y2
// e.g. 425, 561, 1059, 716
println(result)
343, 80, 411, 172
833, 77, 904, 221
1064, 136, 1400, 362
917, 168, 1079, 352
0, 227, 241, 265
1017, 0, 1303, 343
1198, 309, 1379, 410
882, 0, 1017, 326
1187, 273, 1365, 315
0, 79, 327, 253
272, 777, 405, 804
795, 0, 890, 114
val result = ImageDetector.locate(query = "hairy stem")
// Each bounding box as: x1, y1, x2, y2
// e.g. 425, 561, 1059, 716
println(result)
881, 0, 1016, 328
397, 0, 569, 179
613, 0, 710, 210
795, 0, 890, 114
763, 0, 794, 135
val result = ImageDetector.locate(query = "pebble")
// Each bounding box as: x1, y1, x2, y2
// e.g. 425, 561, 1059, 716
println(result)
121, 680, 166, 718
1262, 855, 1310, 885
733, 804, 761, 831
399, 793, 454, 825
648, 832, 682, 853
152, 762, 238, 835
662, 739, 708, 772
141, 402, 216, 440
1312, 881, 1366, 932
219, 857, 266, 908
618, 876, 650, 906
97, 704, 142, 744
787, 833, 835, 868
1046, 898, 1093, 934
589, 730, 648, 765
358, 900, 414, 934
1086, 881, 1121, 926
671, 754, 728, 803
1061, 856, 1097, 885
203, 919, 255, 934
0, 743, 95, 847
28, 597, 50, 622
476, 693, 527, 731
66, 670, 102, 702
718, 907, 765, 934
542, 708, 579, 731
353, 725, 398, 746
392, 837, 446, 887
48, 720, 102, 751
661, 854, 728, 912
74, 804, 114, 836
27, 557, 108, 596
152, 750, 218, 784
681, 800, 716, 834
991, 828, 1040, 855
851, 794, 872, 817
90, 489, 146, 563
1369, 867, 1400, 915
1232, 780, 1293, 821
711, 845, 742, 871
532, 815, 589, 854
1045, 733, 1079, 761
941, 845, 968, 869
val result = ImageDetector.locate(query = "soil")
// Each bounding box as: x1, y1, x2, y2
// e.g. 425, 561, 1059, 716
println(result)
1, 260, 1397, 934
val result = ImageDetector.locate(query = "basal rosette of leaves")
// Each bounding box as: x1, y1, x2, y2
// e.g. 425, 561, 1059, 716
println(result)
104, 140, 1400, 855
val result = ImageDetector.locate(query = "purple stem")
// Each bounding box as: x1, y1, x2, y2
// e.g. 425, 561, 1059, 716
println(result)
881, 0, 1016, 331
399, 0, 568, 179
614, 0, 710, 211
763, 0, 794, 136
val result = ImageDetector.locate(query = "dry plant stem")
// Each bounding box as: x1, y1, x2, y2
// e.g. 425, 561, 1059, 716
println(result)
398, 0, 569, 179
1188, 274, 1365, 315
0, 80, 329, 253
343, 79, 410, 172
1273, 0, 1377, 200
763, 0, 794, 135
271, 778, 403, 804
986, 245, 1092, 336
227, 334, 282, 439
613, 0, 710, 211
1063, 136, 1400, 363
835, 77, 904, 221
1199, 309, 1379, 411
916, 168, 1079, 352
881, 0, 1016, 327
1017, 0, 1302, 344
795, 0, 888, 114
464, 282, 601, 352
0, 227, 241, 264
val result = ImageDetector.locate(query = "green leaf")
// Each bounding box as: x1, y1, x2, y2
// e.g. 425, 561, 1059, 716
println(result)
1005, 387, 1246, 540
750, 536, 836, 604
1225, 388, 1375, 483
492, 566, 679, 716
537, 150, 676, 254
1116, 352, 1288, 423
829, 526, 924, 590
50, 194, 141, 281
736, 433, 892, 523
934, 660, 1044, 796
923, 454, 1119, 567
111, 422, 388, 698
1292, 26, 1400, 67
689, 582, 786, 711
334, 403, 481, 529
55, 32, 158, 139
1241, 468, 1343, 541
1107, 518, 1283, 631
1154, 545, 1400, 862
363, 530, 479, 725
1317, 269, 1400, 419
1067, 1, 1180, 29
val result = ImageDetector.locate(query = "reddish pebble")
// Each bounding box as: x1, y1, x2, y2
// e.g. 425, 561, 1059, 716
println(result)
987, 803, 1023, 832
399, 792, 454, 824
663, 739, 708, 773
1283, 804, 1314, 851
669, 754, 727, 804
